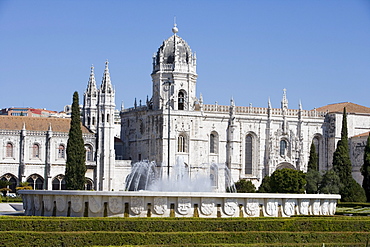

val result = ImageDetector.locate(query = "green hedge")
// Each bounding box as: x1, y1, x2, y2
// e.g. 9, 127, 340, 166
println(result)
0, 231, 369, 246
0, 217, 369, 233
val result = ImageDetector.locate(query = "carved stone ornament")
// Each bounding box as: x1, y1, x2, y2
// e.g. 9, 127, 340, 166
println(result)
265, 199, 278, 217
71, 195, 83, 213
312, 199, 321, 215
200, 198, 215, 216
321, 200, 329, 215
299, 199, 310, 215
177, 197, 191, 215
224, 198, 238, 216
43, 195, 53, 211
26, 195, 32, 211
55, 195, 66, 212
329, 200, 336, 215
108, 197, 123, 214
89, 196, 102, 213
34, 195, 41, 211
245, 198, 260, 217
153, 197, 167, 215
130, 197, 144, 215
283, 199, 296, 216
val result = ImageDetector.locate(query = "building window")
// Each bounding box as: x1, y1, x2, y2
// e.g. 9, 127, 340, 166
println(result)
58, 145, 65, 159
178, 135, 186, 153
210, 132, 218, 154
85, 145, 93, 161
107, 114, 110, 123
245, 135, 253, 175
6, 143, 13, 158
92, 116, 95, 125
85, 178, 93, 190
280, 140, 287, 156
33, 143, 40, 158
210, 164, 218, 187
178, 91, 185, 110
27, 174, 44, 190
0, 175, 17, 193
52, 175, 66, 190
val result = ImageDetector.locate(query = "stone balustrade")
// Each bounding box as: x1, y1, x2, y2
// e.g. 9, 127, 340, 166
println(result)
19, 190, 340, 218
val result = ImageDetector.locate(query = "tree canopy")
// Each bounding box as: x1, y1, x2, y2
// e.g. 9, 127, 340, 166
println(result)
269, 168, 306, 194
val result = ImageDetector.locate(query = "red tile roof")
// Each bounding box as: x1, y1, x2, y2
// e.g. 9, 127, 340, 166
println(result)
315, 102, 370, 114
352, 131, 370, 138
0, 116, 91, 133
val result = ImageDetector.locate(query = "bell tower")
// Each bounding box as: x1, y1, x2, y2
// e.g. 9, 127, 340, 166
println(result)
151, 24, 198, 111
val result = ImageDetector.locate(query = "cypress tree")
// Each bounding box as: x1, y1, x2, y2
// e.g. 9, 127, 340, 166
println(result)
305, 141, 321, 193
361, 133, 370, 201
333, 107, 366, 201
307, 141, 318, 171
65, 91, 86, 190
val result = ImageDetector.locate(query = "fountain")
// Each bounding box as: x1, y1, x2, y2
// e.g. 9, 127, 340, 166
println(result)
125, 158, 236, 193
19, 159, 340, 218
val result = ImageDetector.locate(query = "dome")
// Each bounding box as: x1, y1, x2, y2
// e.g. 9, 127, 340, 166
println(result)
155, 34, 193, 65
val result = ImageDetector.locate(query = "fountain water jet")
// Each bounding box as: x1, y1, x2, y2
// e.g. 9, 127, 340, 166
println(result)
125, 157, 236, 192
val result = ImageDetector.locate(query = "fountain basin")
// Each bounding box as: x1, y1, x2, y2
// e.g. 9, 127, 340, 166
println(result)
19, 190, 340, 217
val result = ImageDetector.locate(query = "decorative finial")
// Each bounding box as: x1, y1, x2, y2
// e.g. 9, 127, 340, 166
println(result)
172, 16, 178, 34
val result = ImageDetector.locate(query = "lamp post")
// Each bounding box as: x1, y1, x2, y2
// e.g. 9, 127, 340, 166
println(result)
163, 78, 173, 178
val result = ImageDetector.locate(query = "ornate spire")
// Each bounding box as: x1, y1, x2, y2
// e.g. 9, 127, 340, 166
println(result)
86, 65, 97, 96
268, 97, 272, 109
100, 60, 113, 94
281, 88, 288, 110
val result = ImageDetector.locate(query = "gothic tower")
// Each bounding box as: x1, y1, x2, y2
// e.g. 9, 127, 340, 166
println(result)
96, 60, 115, 191
83, 66, 98, 133
151, 24, 198, 111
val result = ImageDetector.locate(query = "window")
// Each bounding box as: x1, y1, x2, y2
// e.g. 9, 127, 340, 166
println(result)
178, 135, 186, 153
92, 116, 95, 125
85, 145, 93, 161
0, 175, 17, 193
85, 178, 93, 190
6, 143, 13, 158
178, 91, 185, 110
245, 135, 253, 174
280, 140, 287, 156
27, 174, 44, 190
58, 145, 65, 159
210, 132, 218, 154
33, 143, 40, 158
107, 114, 110, 123
52, 175, 66, 190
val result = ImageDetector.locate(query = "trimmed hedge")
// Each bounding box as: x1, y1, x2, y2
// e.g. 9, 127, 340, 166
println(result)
0, 217, 369, 233
0, 231, 369, 246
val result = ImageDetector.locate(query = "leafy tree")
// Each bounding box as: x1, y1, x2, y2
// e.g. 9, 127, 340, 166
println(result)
269, 168, 306, 194
318, 169, 341, 194
333, 108, 366, 201
305, 169, 321, 194
16, 181, 32, 191
0, 180, 12, 197
65, 91, 86, 190
234, 180, 256, 193
361, 133, 370, 202
257, 175, 271, 193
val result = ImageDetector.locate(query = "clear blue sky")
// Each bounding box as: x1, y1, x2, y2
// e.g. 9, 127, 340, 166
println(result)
1, 0, 370, 112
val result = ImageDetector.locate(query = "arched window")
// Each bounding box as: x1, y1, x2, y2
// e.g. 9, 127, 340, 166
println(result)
92, 116, 95, 125
107, 114, 110, 123
58, 144, 65, 159
85, 145, 93, 161
210, 132, 218, 154
27, 174, 44, 190
52, 175, 66, 190
33, 143, 40, 158
0, 174, 17, 193
245, 135, 253, 174
6, 143, 13, 158
85, 178, 94, 190
280, 140, 287, 156
178, 91, 185, 110
178, 135, 186, 153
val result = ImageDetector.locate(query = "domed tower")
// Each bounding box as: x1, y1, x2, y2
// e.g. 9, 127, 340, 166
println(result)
151, 24, 198, 111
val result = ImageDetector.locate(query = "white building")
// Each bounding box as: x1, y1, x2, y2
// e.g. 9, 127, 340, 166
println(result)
1, 25, 370, 192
